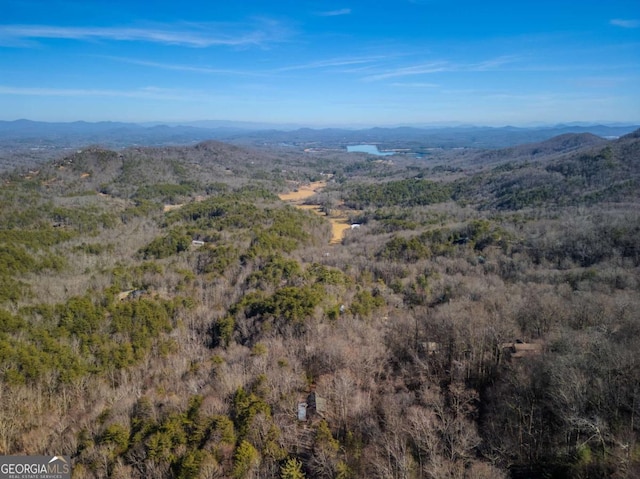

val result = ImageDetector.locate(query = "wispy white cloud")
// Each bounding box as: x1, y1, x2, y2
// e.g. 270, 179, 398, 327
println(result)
473, 55, 520, 70
106, 55, 383, 76
363, 62, 449, 81
391, 82, 439, 88
276, 56, 384, 72
364, 56, 519, 81
0, 20, 290, 48
316, 8, 352, 17
610, 19, 640, 28
103, 56, 265, 76
0, 85, 194, 100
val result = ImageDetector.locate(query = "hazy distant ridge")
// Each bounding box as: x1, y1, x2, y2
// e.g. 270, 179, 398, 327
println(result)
0, 120, 638, 150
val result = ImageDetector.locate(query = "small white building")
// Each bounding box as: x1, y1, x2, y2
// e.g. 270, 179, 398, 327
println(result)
297, 402, 308, 421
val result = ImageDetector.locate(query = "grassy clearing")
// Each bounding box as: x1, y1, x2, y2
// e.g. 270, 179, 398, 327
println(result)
279, 182, 352, 244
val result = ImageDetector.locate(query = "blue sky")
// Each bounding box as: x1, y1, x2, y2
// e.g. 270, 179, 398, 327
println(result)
1, 0, 639, 126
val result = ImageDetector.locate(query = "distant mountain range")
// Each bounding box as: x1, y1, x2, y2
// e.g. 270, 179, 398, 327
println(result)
0, 119, 638, 151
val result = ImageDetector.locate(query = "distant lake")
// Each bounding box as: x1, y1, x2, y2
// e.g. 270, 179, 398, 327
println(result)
347, 144, 394, 156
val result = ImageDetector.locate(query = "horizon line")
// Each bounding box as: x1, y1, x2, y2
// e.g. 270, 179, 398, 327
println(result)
1, 118, 639, 130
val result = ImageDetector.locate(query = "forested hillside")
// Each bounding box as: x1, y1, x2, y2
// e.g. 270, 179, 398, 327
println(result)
1, 132, 639, 479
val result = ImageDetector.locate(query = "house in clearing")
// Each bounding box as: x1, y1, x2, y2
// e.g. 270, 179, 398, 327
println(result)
298, 391, 327, 422
307, 391, 327, 419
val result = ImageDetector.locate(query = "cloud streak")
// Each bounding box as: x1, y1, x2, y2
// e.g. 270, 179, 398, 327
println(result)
276, 56, 384, 72
316, 8, 352, 17
363, 56, 519, 81
610, 19, 640, 28
392, 82, 439, 88
104, 56, 265, 76
0, 85, 194, 100
104, 54, 384, 77
0, 21, 288, 48
363, 62, 450, 81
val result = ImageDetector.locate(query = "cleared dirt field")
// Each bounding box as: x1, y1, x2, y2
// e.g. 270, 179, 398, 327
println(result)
278, 181, 350, 245
278, 181, 327, 202
163, 204, 183, 212
163, 195, 206, 212
329, 218, 350, 245
162, 183, 351, 244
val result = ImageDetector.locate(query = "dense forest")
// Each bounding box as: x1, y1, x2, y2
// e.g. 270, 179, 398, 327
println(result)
0, 130, 639, 478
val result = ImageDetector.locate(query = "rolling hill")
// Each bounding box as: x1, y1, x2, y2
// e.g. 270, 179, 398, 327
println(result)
0, 129, 638, 479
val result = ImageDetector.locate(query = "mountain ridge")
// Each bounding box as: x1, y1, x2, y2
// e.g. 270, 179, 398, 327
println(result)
0, 119, 638, 149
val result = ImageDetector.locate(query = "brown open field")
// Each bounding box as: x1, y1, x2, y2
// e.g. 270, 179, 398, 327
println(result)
278, 181, 351, 245
278, 181, 327, 202
163, 204, 183, 212
329, 217, 350, 244
163, 195, 206, 212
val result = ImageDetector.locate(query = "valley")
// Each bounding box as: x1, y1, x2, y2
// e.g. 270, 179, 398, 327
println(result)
0, 130, 638, 479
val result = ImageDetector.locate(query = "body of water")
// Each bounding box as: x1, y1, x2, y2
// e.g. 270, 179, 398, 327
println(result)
347, 144, 395, 156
